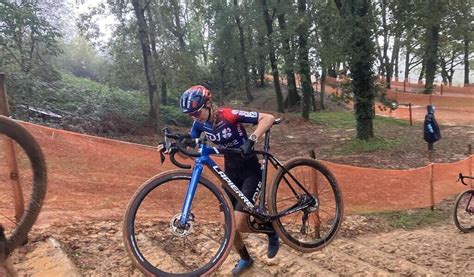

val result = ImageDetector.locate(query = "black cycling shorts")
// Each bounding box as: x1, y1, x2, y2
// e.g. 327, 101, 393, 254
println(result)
224, 154, 262, 212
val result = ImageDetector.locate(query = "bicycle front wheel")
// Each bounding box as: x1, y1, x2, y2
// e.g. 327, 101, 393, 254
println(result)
269, 157, 343, 252
0, 116, 47, 255
123, 170, 235, 276
453, 190, 474, 233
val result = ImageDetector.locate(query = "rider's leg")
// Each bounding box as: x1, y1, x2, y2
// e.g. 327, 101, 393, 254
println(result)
232, 212, 253, 276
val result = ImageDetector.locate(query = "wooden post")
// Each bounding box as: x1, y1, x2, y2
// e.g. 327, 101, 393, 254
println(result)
0, 73, 9, 115
308, 149, 321, 238
408, 103, 413, 126
428, 152, 435, 211
403, 80, 406, 92
0, 73, 25, 222
440, 84, 443, 96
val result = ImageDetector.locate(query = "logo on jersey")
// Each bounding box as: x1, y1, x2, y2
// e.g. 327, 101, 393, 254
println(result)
222, 127, 232, 139
231, 110, 258, 118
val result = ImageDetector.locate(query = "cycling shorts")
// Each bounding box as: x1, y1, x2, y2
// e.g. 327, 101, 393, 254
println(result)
224, 154, 262, 212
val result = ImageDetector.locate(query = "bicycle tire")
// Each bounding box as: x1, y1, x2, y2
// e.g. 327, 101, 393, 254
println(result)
268, 157, 343, 252
123, 169, 235, 276
453, 189, 474, 233
0, 116, 47, 255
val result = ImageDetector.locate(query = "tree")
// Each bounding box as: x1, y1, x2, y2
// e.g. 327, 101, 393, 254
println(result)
276, 0, 299, 109
421, 0, 445, 93
297, 0, 312, 120
131, 0, 160, 123
0, 1, 61, 73
335, 0, 376, 140
233, 0, 253, 102
260, 0, 284, 113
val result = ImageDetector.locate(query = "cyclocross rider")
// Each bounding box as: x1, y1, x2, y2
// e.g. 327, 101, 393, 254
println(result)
180, 84, 280, 276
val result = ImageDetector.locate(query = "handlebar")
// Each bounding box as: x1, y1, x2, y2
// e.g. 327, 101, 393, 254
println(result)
159, 128, 246, 169
458, 173, 474, 186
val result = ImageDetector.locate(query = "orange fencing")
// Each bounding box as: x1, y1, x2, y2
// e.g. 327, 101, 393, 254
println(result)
267, 74, 474, 125
1, 122, 471, 224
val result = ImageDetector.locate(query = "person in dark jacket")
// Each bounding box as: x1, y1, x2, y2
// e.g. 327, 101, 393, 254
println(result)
423, 105, 441, 150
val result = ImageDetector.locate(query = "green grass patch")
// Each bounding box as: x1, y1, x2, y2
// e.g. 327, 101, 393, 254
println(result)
372, 209, 449, 230
340, 137, 404, 153
309, 111, 356, 129
310, 111, 409, 129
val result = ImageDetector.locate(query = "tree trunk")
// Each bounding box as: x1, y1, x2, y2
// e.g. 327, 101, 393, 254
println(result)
387, 36, 400, 89
247, 26, 258, 87
439, 58, 448, 85
423, 0, 441, 93
418, 61, 425, 84
423, 24, 439, 93
261, 0, 284, 113
320, 67, 326, 110
257, 36, 266, 87
233, 0, 253, 102
132, 0, 160, 124
328, 65, 337, 78
381, 0, 390, 86
277, 3, 300, 109
335, 0, 375, 140
404, 46, 410, 81
146, 4, 167, 105
464, 36, 470, 85
170, 0, 187, 52
297, 0, 312, 120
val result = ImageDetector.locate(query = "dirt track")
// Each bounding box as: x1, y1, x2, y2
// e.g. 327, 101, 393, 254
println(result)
11, 215, 474, 276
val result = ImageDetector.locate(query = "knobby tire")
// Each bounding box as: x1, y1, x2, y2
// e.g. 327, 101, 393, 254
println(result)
0, 116, 47, 255
123, 170, 235, 276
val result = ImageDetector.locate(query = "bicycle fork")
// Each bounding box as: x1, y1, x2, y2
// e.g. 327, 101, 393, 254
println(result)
177, 161, 204, 229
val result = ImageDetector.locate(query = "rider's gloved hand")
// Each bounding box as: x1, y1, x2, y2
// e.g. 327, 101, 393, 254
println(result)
183, 137, 197, 148
240, 139, 255, 156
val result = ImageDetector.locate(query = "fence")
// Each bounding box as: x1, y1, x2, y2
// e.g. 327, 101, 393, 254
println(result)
1, 121, 470, 222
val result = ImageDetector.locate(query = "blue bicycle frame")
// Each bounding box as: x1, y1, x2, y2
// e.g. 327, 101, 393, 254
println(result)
177, 137, 316, 228
178, 143, 255, 227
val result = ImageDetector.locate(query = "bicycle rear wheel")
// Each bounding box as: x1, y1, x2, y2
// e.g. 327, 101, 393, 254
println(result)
123, 170, 235, 276
268, 157, 343, 252
453, 190, 474, 233
0, 116, 47, 255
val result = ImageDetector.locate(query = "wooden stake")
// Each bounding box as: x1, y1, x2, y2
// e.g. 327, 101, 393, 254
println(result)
0, 73, 25, 222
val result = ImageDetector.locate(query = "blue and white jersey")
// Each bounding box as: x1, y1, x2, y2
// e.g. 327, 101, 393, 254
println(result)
190, 108, 259, 148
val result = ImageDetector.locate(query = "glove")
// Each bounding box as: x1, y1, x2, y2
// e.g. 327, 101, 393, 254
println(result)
240, 139, 255, 156
183, 137, 197, 148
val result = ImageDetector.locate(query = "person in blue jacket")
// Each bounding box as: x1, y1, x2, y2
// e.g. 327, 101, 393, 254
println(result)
423, 105, 441, 150
180, 84, 279, 276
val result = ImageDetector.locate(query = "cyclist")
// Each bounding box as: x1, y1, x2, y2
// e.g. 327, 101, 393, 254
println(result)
179, 84, 280, 275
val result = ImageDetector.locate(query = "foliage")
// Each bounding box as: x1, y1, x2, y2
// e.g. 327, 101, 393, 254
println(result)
0, 0, 62, 73
56, 35, 108, 82
329, 78, 398, 111
6, 72, 188, 136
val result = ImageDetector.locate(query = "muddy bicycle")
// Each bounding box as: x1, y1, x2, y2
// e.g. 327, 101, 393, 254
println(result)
0, 116, 47, 267
453, 174, 473, 233
123, 119, 343, 276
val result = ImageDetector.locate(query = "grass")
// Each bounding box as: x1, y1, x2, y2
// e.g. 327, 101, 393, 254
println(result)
340, 137, 404, 153
310, 111, 409, 153
371, 209, 449, 230
310, 111, 410, 129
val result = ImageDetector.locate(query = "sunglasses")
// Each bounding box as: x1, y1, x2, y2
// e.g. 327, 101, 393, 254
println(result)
187, 106, 204, 117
